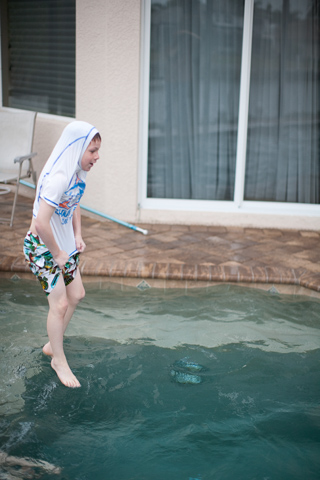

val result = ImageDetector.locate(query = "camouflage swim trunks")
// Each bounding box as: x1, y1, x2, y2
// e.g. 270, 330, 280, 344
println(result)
23, 231, 79, 295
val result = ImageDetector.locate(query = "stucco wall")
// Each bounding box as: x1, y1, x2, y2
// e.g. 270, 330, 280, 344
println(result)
76, 0, 141, 221
138, 207, 320, 230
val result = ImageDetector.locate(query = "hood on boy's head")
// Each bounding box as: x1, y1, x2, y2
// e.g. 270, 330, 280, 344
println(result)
44, 120, 99, 177
62, 121, 100, 169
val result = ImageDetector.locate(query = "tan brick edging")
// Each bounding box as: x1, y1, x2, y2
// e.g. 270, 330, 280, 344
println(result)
2, 254, 318, 293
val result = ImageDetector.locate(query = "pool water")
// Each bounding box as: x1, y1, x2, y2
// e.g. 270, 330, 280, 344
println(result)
0, 279, 320, 480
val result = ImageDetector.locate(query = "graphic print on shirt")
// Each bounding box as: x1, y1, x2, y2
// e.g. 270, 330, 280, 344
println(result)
55, 175, 86, 225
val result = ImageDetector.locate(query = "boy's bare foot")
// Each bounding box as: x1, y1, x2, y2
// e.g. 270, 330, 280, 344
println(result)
42, 342, 53, 357
51, 358, 81, 388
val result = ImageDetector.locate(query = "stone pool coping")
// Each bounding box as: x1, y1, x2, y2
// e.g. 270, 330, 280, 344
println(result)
1, 192, 319, 298
1, 257, 320, 299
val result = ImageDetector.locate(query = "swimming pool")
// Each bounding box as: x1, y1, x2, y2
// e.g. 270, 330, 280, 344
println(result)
0, 278, 319, 479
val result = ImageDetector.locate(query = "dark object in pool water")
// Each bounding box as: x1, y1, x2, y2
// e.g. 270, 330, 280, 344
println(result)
170, 369, 202, 384
170, 358, 204, 384
175, 358, 204, 372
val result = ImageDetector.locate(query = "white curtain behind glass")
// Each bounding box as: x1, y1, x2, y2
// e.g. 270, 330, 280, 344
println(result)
245, 0, 319, 204
147, 0, 244, 200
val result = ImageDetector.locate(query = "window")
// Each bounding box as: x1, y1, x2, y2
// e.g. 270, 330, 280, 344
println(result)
140, 0, 320, 212
147, 0, 244, 201
245, 0, 319, 204
1, 0, 75, 117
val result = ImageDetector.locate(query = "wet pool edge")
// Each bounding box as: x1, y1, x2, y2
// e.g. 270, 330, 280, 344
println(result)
0, 270, 320, 299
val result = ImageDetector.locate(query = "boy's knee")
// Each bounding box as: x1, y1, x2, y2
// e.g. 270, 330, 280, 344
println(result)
70, 285, 85, 305
54, 296, 69, 317
78, 286, 85, 302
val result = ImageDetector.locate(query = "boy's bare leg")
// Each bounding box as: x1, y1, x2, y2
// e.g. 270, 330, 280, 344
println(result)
42, 300, 75, 357
42, 303, 76, 357
43, 270, 85, 357
46, 273, 84, 388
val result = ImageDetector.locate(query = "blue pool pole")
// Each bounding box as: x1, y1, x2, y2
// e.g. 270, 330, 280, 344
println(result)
80, 204, 148, 235
20, 180, 148, 235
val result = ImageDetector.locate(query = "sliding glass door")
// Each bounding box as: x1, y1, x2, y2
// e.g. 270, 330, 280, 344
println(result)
245, 0, 319, 204
141, 0, 320, 210
147, 0, 244, 201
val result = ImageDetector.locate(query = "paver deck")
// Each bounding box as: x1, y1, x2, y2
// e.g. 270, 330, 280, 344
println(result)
0, 191, 319, 295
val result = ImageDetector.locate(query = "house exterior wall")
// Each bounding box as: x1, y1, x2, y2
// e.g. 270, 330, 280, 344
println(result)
2, 0, 319, 230
76, 0, 141, 222
30, 0, 141, 225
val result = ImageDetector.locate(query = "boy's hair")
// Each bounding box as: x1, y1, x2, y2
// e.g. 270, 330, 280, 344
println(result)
92, 132, 101, 142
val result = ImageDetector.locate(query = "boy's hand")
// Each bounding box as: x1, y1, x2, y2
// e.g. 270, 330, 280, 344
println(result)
54, 250, 70, 270
75, 235, 86, 253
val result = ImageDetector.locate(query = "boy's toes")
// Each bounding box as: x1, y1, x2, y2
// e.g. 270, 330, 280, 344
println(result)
51, 358, 81, 388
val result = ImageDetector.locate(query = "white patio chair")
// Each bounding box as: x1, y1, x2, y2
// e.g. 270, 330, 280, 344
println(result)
0, 109, 37, 226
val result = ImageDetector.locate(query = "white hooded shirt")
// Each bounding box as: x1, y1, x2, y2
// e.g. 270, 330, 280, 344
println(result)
33, 121, 99, 257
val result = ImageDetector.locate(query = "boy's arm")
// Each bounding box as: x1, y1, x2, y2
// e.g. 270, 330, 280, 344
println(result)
73, 203, 86, 253
34, 199, 69, 269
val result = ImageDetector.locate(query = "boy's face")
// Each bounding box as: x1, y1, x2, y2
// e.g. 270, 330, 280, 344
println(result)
81, 139, 101, 171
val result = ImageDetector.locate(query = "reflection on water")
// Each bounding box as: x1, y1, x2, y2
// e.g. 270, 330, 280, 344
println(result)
0, 279, 319, 480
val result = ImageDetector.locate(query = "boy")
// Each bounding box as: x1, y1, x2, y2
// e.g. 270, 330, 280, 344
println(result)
24, 121, 101, 388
